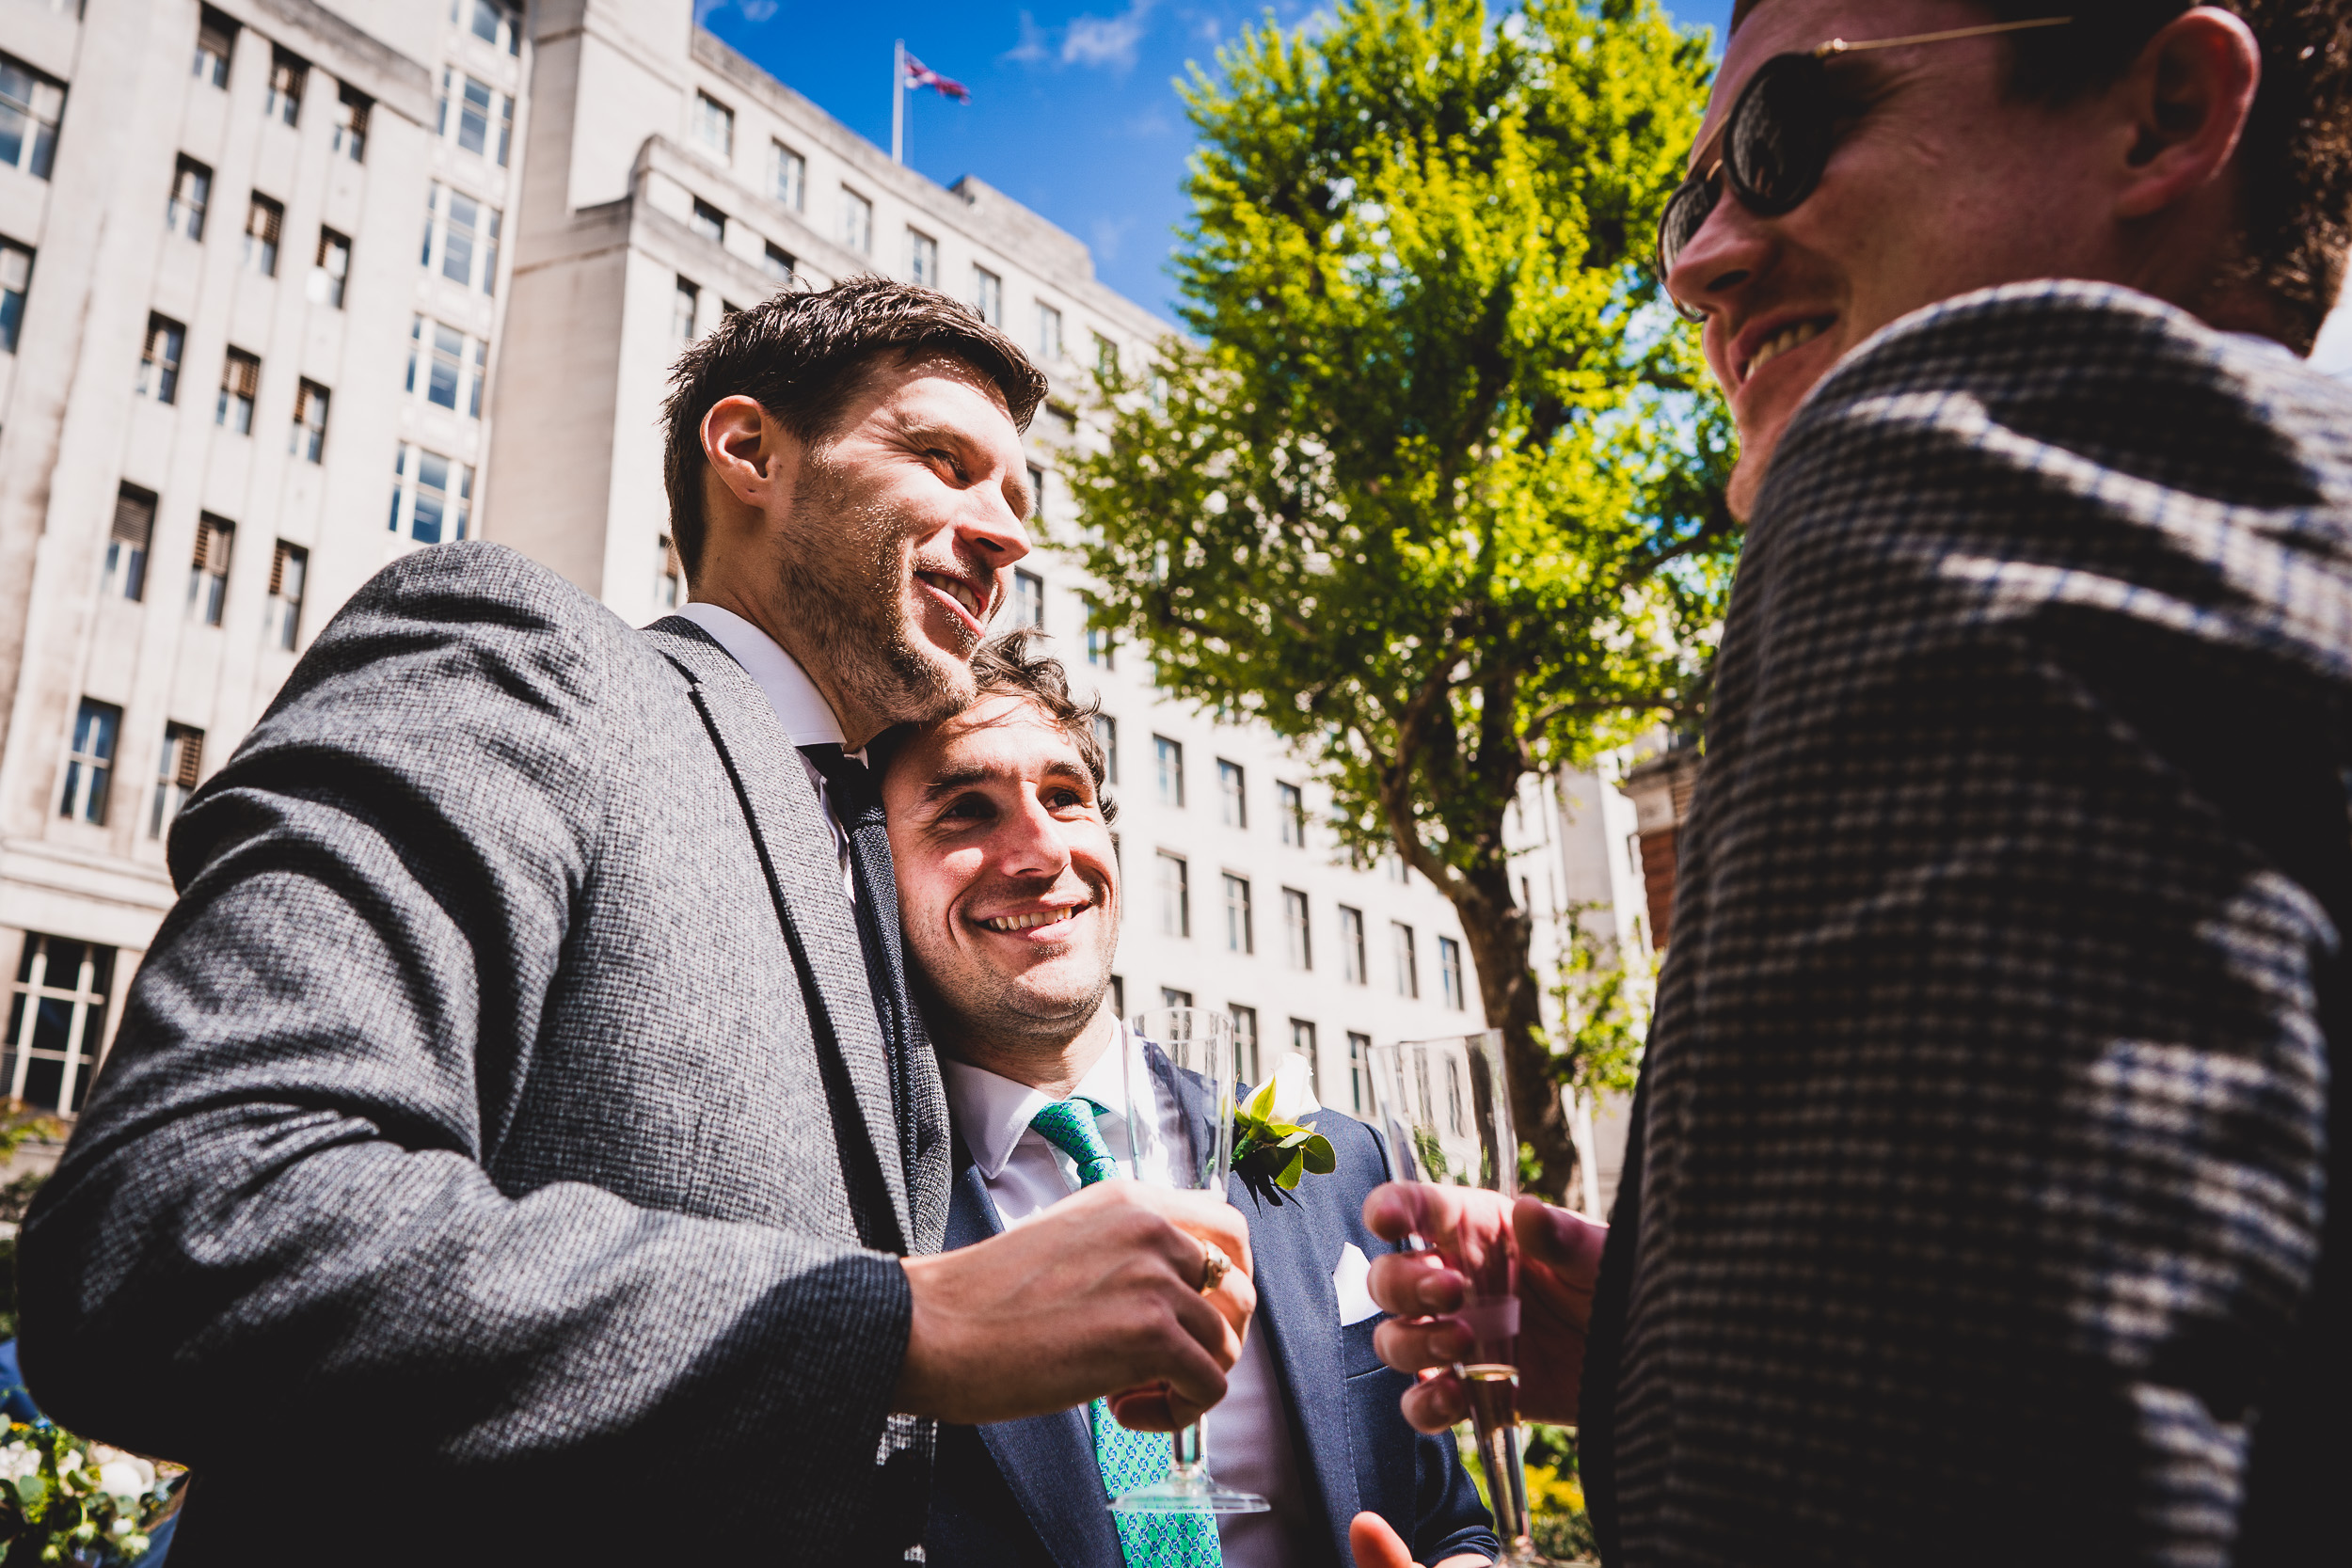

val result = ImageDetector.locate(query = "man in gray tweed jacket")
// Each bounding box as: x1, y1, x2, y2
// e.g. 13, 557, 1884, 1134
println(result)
16, 281, 1254, 1564
1361, 5, 2349, 1565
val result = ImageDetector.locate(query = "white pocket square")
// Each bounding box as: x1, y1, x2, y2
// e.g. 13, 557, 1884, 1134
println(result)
1333, 1242, 1380, 1326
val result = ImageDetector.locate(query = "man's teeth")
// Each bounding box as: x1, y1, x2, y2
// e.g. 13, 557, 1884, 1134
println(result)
924, 573, 983, 619
986, 906, 1086, 932
1749, 319, 1827, 376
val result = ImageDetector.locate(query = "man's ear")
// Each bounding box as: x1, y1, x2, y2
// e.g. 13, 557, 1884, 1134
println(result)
2113, 7, 2261, 221
699, 394, 800, 523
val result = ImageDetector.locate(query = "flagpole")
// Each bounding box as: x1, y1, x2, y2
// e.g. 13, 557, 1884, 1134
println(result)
892, 39, 904, 165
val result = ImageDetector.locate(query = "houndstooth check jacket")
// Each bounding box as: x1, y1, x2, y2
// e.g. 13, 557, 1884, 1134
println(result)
17, 544, 953, 1565
1580, 283, 2345, 1567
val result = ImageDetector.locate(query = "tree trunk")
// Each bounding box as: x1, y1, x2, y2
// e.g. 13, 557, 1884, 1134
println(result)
1449, 872, 1580, 1205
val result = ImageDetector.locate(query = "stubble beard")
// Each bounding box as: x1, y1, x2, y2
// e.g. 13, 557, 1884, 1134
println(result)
771, 451, 978, 729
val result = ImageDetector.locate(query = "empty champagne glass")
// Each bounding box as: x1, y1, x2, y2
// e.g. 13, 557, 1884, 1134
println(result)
1365, 1030, 1549, 1565
1113, 1007, 1270, 1517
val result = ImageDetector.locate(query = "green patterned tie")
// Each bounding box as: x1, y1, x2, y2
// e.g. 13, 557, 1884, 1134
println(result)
1027, 1099, 1223, 1568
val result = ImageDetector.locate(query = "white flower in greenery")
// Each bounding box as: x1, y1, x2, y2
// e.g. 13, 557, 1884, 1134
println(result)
0, 1442, 38, 1481
96, 1454, 154, 1501
1260, 1052, 1323, 1122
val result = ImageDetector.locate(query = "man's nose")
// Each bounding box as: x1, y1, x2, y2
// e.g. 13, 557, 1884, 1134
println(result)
997, 795, 1073, 879
1665, 189, 1773, 322
959, 482, 1032, 569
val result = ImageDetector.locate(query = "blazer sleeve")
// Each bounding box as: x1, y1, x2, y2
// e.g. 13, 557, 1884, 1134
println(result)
15, 546, 912, 1531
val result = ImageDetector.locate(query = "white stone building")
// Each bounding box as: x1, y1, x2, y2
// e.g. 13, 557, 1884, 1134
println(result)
3, 0, 1661, 1205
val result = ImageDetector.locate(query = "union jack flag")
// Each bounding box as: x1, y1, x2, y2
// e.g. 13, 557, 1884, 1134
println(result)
902, 53, 970, 103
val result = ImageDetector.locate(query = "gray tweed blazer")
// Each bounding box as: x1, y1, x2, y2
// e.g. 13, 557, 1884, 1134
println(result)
18, 543, 951, 1563
1581, 283, 2346, 1568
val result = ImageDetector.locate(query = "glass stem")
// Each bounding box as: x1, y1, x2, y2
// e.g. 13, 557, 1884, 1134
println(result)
1170, 1419, 1207, 1481
1476, 1414, 1534, 1553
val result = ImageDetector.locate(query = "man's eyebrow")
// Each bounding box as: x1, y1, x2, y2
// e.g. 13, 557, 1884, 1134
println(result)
916, 756, 1091, 803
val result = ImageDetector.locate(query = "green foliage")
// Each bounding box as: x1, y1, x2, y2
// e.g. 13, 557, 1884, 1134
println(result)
0, 1422, 183, 1567
1454, 1421, 1597, 1563
1232, 1078, 1339, 1190
1548, 901, 1654, 1098
1064, 0, 1733, 1191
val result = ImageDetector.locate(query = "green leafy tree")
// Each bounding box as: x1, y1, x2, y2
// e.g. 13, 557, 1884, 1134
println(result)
1066, 0, 1734, 1195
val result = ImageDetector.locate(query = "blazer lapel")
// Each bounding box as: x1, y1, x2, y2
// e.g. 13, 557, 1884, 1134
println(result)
642, 618, 911, 1249
1233, 1128, 1362, 1568
949, 1148, 1125, 1568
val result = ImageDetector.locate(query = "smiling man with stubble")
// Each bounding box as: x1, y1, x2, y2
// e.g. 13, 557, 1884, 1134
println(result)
19, 280, 1252, 1567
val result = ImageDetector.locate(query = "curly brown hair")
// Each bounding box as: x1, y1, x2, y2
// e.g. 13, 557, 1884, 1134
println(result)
872, 629, 1119, 823
1728, 2, 2352, 352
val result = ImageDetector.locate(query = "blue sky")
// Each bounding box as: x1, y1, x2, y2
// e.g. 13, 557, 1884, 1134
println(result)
697, 0, 1739, 320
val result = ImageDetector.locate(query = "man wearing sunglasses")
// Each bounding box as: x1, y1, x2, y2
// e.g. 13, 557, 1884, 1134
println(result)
1359, 5, 2350, 1566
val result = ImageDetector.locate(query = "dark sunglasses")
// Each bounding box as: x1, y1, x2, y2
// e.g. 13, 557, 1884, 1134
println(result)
1657, 16, 2074, 322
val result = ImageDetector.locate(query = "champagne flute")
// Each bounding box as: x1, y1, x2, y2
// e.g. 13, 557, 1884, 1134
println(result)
1364, 1030, 1549, 1565
1112, 1007, 1270, 1517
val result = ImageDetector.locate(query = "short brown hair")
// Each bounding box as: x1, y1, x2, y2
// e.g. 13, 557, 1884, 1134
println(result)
658, 277, 1048, 579
1726, 2, 2352, 351
874, 629, 1118, 822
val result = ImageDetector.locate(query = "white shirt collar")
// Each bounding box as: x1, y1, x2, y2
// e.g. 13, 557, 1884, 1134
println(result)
941, 1019, 1133, 1180
670, 602, 847, 748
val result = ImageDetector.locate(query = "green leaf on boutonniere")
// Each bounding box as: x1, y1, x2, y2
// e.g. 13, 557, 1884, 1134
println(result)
1232, 1078, 1337, 1191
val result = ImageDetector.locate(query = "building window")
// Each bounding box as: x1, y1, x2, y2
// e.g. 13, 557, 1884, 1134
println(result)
1157, 851, 1189, 938
656, 534, 684, 610
1013, 568, 1044, 630
693, 90, 734, 160
687, 199, 726, 246
310, 229, 350, 309
1224, 873, 1253, 955
1037, 302, 1062, 362
1389, 850, 1409, 884
1218, 759, 1246, 829
4, 934, 117, 1115
0, 238, 30, 355
137, 315, 183, 404
767, 139, 804, 210
215, 349, 258, 433
104, 486, 154, 602
389, 444, 473, 544
440, 71, 513, 166
290, 379, 329, 462
422, 183, 501, 294
672, 276, 699, 342
1154, 735, 1184, 808
1278, 782, 1305, 847
187, 515, 231, 626
265, 541, 307, 650
151, 722, 204, 835
1161, 987, 1193, 1010
1289, 1019, 1317, 1090
908, 230, 937, 288
407, 316, 486, 415
1438, 935, 1466, 1011
59, 699, 120, 825
463, 0, 524, 55
762, 243, 795, 284
1392, 922, 1419, 999
1348, 1031, 1371, 1114
1339, 905, 1366, 986
332, 84, 370, 162
973, 265, 1001, 327
193, 8, 236, 88
1085, 615, 1113, 670
1094, 332, 1119, 382
243, 195, 282, 277
1092, 714, 1118, 785
1230, 1005, 1260, 1085
1026, 463, 1046, 522
264, 47, 306, 127
0, 55, 64, 181
1283, 887, 1311, 971
841, 189, 872, 255
167, 158, 210, 242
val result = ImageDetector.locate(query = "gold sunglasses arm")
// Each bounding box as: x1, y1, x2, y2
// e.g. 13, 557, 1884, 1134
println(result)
1814, 15, 2074, 59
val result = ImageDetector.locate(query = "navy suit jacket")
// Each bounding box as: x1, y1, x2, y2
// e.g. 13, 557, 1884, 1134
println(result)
924, 1098, 1496, 1568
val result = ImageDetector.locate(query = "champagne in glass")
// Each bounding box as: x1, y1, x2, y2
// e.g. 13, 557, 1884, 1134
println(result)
1111, 1007, 1270, 1517
1365, 1030, 1548, 1565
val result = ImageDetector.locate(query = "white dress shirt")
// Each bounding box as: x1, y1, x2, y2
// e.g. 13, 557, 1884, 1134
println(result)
941, 1022, 1316, 1568
670, 601, 855, 896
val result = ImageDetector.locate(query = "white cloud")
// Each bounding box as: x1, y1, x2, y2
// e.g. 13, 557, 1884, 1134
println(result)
1063, 0, 1157, 71
696, 0, 777, 21
1089, 215, 1136, 262
1003, 10, 1052, 64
